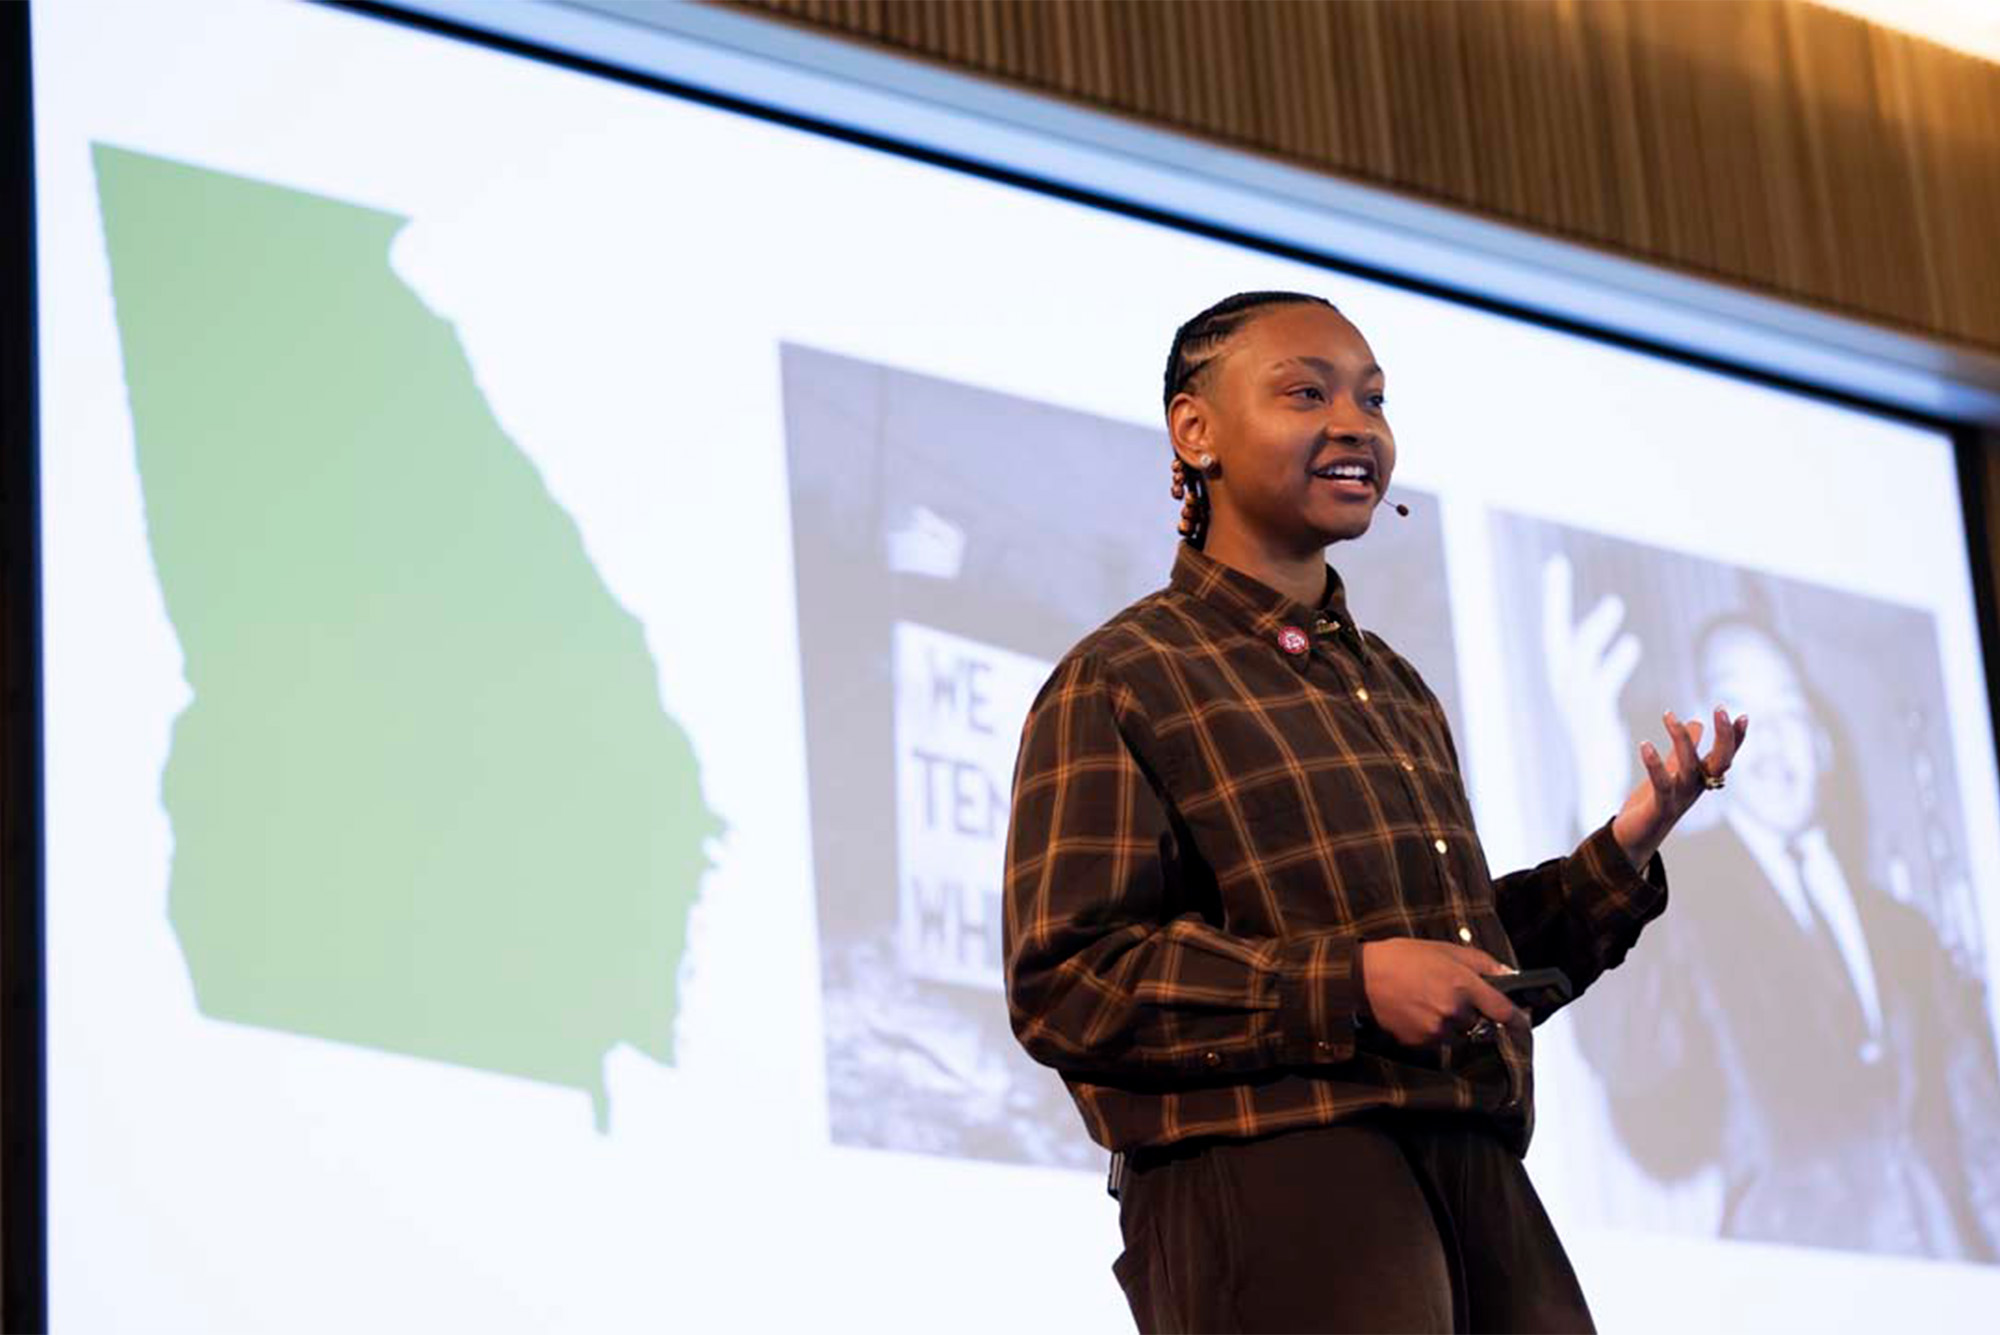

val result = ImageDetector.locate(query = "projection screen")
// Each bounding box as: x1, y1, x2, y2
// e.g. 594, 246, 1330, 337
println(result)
27, 0, 2000, 1329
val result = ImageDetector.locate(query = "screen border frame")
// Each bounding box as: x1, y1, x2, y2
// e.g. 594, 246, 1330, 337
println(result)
5, 2, 2000, 1328
2, 3, 44, 1330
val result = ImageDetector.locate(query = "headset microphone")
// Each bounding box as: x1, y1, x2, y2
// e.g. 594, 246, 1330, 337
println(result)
1380, 492, 1410, 518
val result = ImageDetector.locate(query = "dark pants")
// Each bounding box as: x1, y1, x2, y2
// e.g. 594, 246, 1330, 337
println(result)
1111, 1114, 1595, 1334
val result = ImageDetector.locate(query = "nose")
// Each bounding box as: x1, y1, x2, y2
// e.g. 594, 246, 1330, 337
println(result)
1322, 399, 1380, 445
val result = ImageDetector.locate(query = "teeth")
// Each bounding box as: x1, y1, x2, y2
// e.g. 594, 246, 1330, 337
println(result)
1318, 465, 1369, 480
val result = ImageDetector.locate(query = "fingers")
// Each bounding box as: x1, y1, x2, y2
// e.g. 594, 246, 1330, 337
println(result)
1447, 951, 1529, 1042
1466, 976, 1530, 1037
1603, 630, 1642, 694
1705, 705, 1749, 772
1576, 592, 1628, 663
1444, 943, 1513, 976
1646, 706, 1752, 791
1708, 705, 1738, 771
1639, 735, 1669, 790
1664, 709, 1703, 783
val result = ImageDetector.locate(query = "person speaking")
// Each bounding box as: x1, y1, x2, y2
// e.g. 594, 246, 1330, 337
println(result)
1002, 290, 1748, 1332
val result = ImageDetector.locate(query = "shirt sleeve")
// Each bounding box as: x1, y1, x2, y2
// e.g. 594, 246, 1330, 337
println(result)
1489, 816, 1671, 1003
1002, 651, 1364, 1080
1404, 654, 1670, 1003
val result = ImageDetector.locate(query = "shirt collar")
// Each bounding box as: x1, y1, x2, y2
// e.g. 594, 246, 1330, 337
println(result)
1168, 541, 1370, 670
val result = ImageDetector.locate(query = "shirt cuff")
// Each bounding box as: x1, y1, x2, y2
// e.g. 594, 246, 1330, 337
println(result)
1576, 815, 1669, 921
1274, 930, 1364, 1065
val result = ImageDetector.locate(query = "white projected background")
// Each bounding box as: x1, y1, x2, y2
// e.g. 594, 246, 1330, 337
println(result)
32, 0, 2000, 1330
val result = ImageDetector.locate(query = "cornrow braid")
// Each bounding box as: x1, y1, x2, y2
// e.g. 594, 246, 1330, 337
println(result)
1162, 290, 1337, 416
1162, 290, 1338, 547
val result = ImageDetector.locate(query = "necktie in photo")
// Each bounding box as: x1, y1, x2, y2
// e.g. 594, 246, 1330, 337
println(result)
1788, 834, 1879, 1063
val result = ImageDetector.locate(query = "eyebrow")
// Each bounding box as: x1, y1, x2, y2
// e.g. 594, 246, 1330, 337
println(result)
1267, 356, 1384, 378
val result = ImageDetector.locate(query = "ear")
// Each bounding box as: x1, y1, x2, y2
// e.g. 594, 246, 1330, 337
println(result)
1167, 391, 1218, 474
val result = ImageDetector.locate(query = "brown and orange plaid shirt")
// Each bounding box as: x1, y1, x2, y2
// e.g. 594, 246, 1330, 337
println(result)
1003, 540, 1668, 1159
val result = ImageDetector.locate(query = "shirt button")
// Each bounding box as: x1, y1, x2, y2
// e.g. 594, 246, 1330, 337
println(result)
1457, 925, 1474, 943
1355, 688, 1370, 702
1203, 1050, 1222, 1068
1433, 838, 1448, 854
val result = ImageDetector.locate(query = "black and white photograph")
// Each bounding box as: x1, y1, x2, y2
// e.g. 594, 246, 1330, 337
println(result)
781, 341, 1463, 1167
1490, 513, 2000, 1262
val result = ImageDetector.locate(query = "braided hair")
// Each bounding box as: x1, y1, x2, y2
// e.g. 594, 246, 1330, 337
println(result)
1163, 290, 1339, 547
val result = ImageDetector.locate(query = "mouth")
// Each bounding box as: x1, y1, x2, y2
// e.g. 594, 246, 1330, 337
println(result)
1309, 455, 1377, 499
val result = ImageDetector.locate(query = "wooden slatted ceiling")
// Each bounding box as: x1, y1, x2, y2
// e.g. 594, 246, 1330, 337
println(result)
723, 0, 2000, 355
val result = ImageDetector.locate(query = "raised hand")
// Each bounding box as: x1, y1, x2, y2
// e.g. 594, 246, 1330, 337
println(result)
1610, 706, 1750, 870
1541, 552, 1643, 834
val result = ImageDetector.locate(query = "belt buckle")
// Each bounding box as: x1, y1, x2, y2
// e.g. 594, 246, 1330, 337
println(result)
1106, 1150, 1128, 1201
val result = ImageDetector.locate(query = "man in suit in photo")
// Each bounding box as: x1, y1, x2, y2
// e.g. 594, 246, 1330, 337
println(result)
1558, 601, 2000, 1260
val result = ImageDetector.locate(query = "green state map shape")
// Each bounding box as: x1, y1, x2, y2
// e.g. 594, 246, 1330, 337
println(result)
94, 143, 721, 1130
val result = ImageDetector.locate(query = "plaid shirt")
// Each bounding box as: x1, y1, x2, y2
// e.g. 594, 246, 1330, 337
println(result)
1003, 540, 1668, 1157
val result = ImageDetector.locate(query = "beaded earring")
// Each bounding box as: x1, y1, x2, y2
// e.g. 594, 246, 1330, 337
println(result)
1170, 453, 1214, 547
